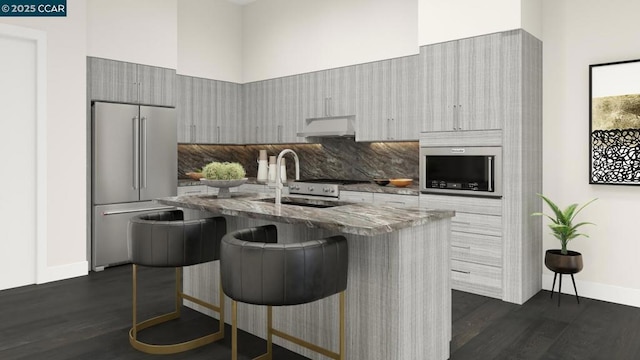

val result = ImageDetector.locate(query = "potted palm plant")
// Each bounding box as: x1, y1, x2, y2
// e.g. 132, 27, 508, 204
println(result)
532, 194, 597, 304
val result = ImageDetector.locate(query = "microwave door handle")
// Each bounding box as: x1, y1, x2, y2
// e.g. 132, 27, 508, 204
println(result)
488, 156, 493, 192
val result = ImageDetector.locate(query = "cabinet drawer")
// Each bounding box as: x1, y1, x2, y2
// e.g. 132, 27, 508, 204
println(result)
340, 191, 374, 203
420, 194, 502, 215
373, 193, 419, 207
451, 260, 502, 299
177, 185, 207, 196
451, 212, 501, 236
451, 232, 502, 267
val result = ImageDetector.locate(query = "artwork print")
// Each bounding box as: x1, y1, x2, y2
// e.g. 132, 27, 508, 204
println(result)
590, 59, 640, 185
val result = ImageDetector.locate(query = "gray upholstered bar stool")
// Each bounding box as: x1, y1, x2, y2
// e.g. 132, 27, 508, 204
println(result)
220, 225, 348, 360
127, 210, 226, 354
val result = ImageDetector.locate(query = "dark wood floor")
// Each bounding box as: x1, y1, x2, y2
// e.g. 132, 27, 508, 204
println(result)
1, 265, 639, 360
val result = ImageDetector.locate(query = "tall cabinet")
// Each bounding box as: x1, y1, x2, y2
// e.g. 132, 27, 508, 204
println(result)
422, 32, 504, 132
420, 29, 543, 305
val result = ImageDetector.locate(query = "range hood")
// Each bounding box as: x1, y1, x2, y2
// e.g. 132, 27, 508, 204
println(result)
297, 116, 356, 137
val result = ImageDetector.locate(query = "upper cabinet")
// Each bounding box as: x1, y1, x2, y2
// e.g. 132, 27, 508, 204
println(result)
216, 81, 243, 144
300, 67, 357, 119
88, 57, 175, 107
356, 55, 421, 141
421, 32, 505, 132
243, 76, 303, 144
177, 74, 242, 144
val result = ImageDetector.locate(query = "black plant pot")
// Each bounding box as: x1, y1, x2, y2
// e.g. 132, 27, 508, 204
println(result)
544, 249, 583, 274
545, 249, 583, 306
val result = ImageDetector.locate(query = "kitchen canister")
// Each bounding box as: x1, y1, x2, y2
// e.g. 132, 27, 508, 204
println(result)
257, 150, 268, 183
268, 156, 277, 183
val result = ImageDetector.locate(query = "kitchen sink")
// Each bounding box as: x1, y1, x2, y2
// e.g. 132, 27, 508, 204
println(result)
255, 197, 352, 209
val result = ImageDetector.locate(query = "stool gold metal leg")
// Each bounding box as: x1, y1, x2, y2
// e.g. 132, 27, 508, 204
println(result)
132, 264, 138, 340
129, 265, 225, 354
339, 291, 345, 360
219, 274, 225, 337
175, 268, 182, 317
232, 300, 238, 360
258, 292, 347, 360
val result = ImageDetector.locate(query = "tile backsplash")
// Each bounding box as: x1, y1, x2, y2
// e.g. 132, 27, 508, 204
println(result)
179, 139, 418, 181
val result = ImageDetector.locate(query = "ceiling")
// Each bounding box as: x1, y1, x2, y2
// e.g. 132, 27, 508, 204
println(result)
226, 0, 257, 5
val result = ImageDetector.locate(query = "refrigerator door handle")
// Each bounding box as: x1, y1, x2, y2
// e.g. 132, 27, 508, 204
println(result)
102, 206, 175, 216
141, 116, 147, 189
133, 116, 140, 190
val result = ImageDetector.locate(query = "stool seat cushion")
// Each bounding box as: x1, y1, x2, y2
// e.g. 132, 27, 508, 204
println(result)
128, 210, 226, 267
221, 225, 348, 306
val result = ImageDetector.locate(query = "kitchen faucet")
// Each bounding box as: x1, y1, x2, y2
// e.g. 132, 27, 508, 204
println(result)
275, 149, 300, 205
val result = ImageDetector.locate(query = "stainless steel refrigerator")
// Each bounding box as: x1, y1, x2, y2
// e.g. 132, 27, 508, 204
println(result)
91, 102, 177, 271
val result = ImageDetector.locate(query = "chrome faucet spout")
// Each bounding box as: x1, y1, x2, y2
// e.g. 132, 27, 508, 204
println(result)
275, 149, 300, 205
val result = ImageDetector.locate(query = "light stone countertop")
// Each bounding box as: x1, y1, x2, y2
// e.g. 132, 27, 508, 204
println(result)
156, 192, 452, 236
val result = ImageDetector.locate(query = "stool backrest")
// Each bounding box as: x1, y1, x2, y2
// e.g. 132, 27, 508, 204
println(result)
221, 225, 348, 306
128, 210, 226, 267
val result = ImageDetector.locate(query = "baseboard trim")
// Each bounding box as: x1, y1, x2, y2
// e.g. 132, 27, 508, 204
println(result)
542, 273, 640, 308
38, 261, 88, 284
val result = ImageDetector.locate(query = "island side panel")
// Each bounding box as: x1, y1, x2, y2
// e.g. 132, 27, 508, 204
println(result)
397, 217, 451, 359
183, 216, 451, 360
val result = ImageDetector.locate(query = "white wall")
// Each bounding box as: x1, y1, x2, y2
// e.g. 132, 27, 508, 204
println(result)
242, 0, 418, 82
542, 0, 640, 307
418, 0, 542, 45
177, 0, 243, 82
86, 0, 177, 69
0, 0, 88, 280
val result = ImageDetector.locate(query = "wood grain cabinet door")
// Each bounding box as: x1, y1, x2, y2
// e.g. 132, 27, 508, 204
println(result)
216, 80, 242, 144
422, 41, 458, 132
176, 75, 193, 143
136, 64, 176, 107
88, 57, 138, 104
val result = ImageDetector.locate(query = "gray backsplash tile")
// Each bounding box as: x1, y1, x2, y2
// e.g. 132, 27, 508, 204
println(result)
178, 139, 418, 181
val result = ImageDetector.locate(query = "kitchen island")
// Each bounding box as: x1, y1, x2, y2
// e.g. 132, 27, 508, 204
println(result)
156, 192, 453, 360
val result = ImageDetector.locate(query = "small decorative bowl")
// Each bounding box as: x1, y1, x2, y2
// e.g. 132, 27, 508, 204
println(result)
200, 178, 248, 198
389, 178, 413, 187
373, 178, 390, 186
186, 172, 204, 180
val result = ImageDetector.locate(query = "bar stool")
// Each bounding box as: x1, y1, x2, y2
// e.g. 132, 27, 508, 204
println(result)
127, 210, 226, 354
220, 225, 348, 360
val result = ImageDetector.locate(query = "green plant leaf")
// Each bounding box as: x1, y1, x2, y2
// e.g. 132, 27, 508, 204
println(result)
534, 194, 597, 251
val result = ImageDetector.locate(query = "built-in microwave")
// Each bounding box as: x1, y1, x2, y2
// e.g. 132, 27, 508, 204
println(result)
419, 146, 502, 197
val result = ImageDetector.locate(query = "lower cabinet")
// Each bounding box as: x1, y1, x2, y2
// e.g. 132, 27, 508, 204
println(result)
451, 260, 503, 299
373, 192, 420, 207
339, 191, 374, 203
421, 194, 503, 299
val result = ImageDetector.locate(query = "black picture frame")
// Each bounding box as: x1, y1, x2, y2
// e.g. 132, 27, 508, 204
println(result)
589, 58, 640, 185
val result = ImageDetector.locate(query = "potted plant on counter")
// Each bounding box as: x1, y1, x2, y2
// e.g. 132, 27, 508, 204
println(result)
532, 194, 597, 305
199, 161, 247, 198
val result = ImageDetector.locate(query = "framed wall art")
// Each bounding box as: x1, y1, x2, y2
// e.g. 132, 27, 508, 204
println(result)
590, 59, 640, 185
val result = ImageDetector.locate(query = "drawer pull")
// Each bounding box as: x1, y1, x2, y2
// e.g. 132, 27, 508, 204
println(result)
452, 269, 471, 275
452, 245, 471, 250
452, 221, 471, 225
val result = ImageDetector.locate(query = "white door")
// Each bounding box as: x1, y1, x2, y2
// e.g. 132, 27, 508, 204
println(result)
0, 29, 38, 290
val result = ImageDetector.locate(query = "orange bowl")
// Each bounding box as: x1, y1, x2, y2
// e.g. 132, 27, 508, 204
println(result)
186, 172, 204, 180
389, 178, 413, 187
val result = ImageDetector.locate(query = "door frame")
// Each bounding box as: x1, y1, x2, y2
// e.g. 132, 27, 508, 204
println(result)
0, 23, 48, 285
